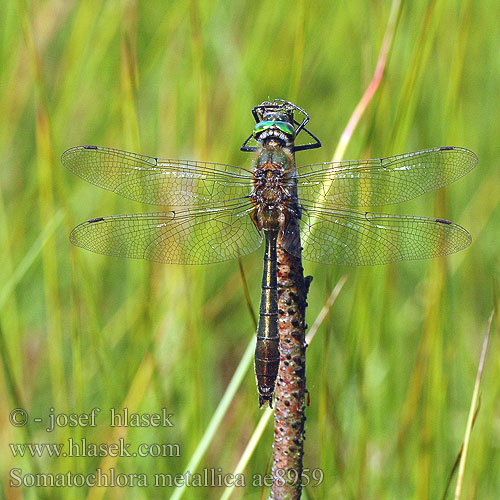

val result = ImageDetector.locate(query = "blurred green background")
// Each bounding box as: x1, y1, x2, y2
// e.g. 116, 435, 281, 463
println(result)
1, 0, 499, 499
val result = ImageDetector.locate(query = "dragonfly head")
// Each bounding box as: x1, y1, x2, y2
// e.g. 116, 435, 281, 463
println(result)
252, 115, 295, 148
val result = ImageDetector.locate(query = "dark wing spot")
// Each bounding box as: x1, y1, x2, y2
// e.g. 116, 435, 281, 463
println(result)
439, 146, 454, 151
83, 145, 98, 150
88, 217, 105, 223
435, 218, 452, 225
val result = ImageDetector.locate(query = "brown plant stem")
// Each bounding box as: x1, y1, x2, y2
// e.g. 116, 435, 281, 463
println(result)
270, 150, 312, 499
269, 2, 401, 495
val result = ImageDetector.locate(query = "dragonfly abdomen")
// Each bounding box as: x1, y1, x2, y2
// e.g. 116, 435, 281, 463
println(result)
255, 229, 280, 408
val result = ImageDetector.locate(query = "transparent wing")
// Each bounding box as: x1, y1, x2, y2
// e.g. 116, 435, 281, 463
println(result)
288, 204, 471, 266
70, 201, 262, 264
62, 145, 253, 206
296, 147, 477, 207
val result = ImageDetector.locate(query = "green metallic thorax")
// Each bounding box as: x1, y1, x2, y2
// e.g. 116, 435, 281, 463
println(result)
252, 120, 296, 139
252, 116, 296, 150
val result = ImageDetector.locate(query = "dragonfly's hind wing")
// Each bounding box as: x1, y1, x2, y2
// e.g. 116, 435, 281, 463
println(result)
296, 147, 477, 207
70, 202, 262, 264
62, 145, 252, 206
287, 205, 471, 266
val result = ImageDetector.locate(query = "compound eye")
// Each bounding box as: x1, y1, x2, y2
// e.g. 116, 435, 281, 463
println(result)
253, 120, 274, 138
275, 121, 296, 138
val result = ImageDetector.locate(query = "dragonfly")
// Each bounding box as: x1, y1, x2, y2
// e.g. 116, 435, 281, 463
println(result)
62, 99, 477, 407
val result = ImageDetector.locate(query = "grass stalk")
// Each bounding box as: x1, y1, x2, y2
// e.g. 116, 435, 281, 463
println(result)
453, 310, 493, 500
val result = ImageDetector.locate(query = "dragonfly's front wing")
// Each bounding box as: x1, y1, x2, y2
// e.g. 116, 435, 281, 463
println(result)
296, 146, 477, 208
62, 145, 253, 207
292, 206, 471, 266
70, 203, 262, 265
